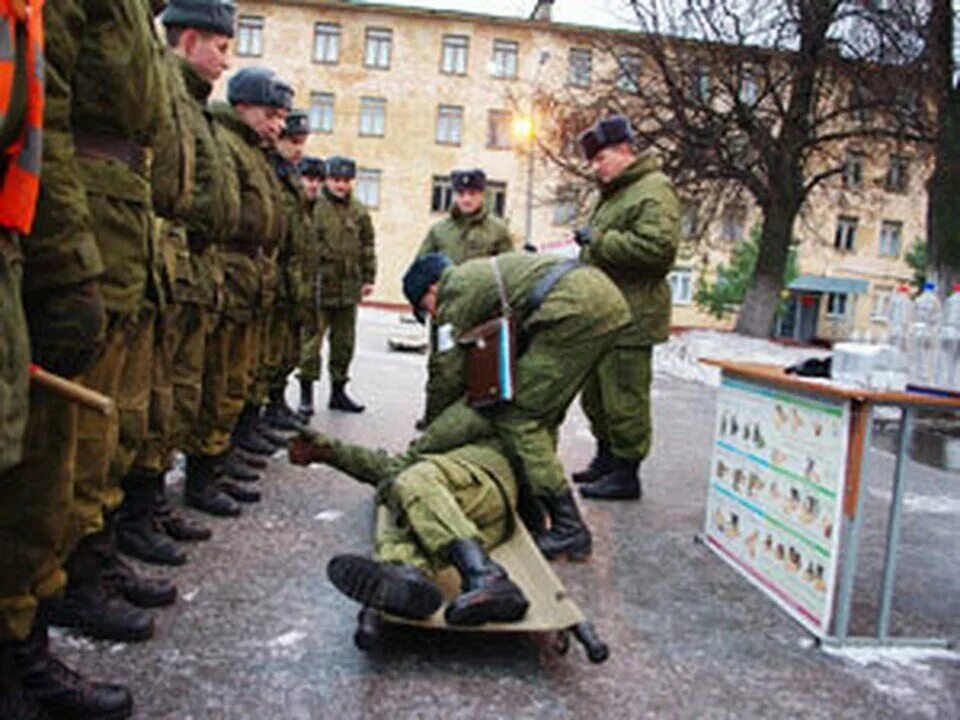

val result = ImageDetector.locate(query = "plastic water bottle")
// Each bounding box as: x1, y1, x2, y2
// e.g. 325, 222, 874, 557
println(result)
885, 284, 913, 389
935, 283, 960, 391
908, 281, 941, 387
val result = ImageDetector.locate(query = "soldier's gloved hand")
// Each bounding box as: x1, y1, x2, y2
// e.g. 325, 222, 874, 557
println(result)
572, 225, 594, 247
288, 430, 328, 466
25, 280, 107, 378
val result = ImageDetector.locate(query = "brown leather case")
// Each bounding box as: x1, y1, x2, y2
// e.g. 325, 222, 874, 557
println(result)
458, 315, 516, 408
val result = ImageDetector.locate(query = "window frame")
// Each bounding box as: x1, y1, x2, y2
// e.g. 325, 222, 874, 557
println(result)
355, 168, 382, 209
358, 96, 387, 138
886, 155, 910, 194
363, 27, 393, 70
834, 215, 858, 251
487, 180, 508, 218
616, 53, 642, 93
842, 152, 865, 189
668, 268, 694, 305
490, 38, 519, 79
236, 15, 265, 58
435, 104, 464, 146
312, 22, 341, 65
308, 91, 335, 134
431, 175, 454, 214
826, 292, 849, 318
441, 34, 470, 76
878, 220, 903, 258
871, 285, 893, 321
568, 47, 592, 88
487, 109, 512, 150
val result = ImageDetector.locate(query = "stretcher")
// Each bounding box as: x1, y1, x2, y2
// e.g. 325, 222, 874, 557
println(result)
351, 506, 610, 663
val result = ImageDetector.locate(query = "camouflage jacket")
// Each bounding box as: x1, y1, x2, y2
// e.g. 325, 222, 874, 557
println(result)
417, 206, 513, 265
270, 153, 312, 308
211, 103, 284, 320
313, 188, 376, 308
27, 0, 169, 313
581, 153, 680, 346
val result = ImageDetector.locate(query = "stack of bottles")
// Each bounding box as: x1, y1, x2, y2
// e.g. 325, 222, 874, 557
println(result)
831, 282, 960, 392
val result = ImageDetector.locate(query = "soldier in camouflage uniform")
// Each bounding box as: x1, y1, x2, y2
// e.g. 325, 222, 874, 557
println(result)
298, 156, 376, 415
571, 116, 680, 502
261, 110, 312, 435
294, 155, 324, 420
298, 156, 325, 208
288, 422, 529, 626
402, 252, 632, 561
415, 168, 514, 428
188, 67, 288, 510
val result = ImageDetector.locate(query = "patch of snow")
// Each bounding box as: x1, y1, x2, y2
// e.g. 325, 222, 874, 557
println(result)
266, 630, 307, 648
867, 487, 960, 515
182, 587, 199, 603
314, 509, 344, 522
654, 330, 825, 387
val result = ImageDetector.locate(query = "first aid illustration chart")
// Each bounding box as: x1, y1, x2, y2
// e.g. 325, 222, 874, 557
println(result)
704, 377, 850, 636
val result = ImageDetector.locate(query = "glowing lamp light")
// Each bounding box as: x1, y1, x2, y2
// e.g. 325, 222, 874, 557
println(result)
512, 115, 534, 140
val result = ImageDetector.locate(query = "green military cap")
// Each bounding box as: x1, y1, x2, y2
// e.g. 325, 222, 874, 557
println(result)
228, 67, 294, 109
160, 0, 237, 37
284, 109, 310, 138
298, 156, 325, 178
325, 156, 356, 179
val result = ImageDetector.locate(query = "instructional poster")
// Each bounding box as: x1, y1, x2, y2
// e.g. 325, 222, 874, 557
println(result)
704, 377, 850, 636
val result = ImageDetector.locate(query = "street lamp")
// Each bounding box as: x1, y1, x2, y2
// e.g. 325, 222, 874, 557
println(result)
515, 50, 550, 253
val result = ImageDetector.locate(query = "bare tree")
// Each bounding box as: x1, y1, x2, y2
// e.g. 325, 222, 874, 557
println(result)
538, 0, 933, 337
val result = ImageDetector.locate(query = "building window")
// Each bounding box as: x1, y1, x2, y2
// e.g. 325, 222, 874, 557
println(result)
359, 97, 386, 137
441, 35, 469, 75
435, 105, 463, 145
313, 23, 340, 64
721, 204, 746, 243
886, 155, 910, 193
308, 92, 334, 134
355, 169, 381, 209
689, 66, 710, 103
364, 27, 392, 69
491, 39, 519, 79
431, 176, 454, 213
487, 109, 511, 149
668, 268, 693, 305
487, 181, 507, 218
236, 16, 264, 57
834, 215, 858, 251
552, 188, 578, 225
680, 202, 698, 239
878, 220, 903, 257
568, 48, 592, 87
895, 87, 919, 129
872, 285, 893, 320
738, 68, 758, 105
850, 81, 872, 124
827, 292, 848, 317
616, 53, 642, 93
843, 152, 865, 189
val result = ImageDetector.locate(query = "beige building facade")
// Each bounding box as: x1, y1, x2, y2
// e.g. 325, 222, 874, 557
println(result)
226, 0, 928, 340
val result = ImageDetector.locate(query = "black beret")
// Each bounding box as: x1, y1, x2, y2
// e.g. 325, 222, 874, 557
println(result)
403, 252, 452, 323
161, 0, 236, 38
451, 168, 487, 193
227, 67, 294, 109
298, 156, 325, 178
284, 109, 310, 137
325, 156, 356, 179
577, 115, 635, 160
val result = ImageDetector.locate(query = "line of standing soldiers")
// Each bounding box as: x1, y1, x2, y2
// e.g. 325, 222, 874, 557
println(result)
0, 1, 376, 718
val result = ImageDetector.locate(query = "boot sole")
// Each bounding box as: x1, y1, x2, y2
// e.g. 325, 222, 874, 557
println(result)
184, 496, 242, 518
233, 450, 269, 469
327, 556, 442, 620
444, 590, 530, 626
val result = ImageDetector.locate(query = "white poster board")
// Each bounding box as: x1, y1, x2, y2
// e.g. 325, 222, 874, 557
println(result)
704, 376, 850, 636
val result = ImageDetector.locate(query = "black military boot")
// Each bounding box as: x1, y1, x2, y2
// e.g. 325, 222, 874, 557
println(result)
444, 539, 529, 626
13, 609, 133, 720
326, 555, 443, 620
45, 535, 154, 642
0, 641, 44, 720
218, 479, 261, 504
579, 458, 642, 501
232, 403, 276, 456
572, 439, 614, 484
329, 380, 365, 413
233, 446, 268, 469
296, 378, 314, 422
116, 471, 187, 566
184, 454, 241, 518
536, 491, 593, 562
264, 386, 307, 432
101, 552, 177, 609
254, 413, 289, 449
155, 486, 212, 542
222, 450, 262, 482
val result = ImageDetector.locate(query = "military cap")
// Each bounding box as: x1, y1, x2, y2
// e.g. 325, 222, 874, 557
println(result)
451, 168, 487, 193
325, 156, 357, 179
577, 115, 635, 160
298, 156, 325, 178
227, 67, 294, 110
284, 109, 310, 137
160, 0, 237, 37
403, 252, 452, 323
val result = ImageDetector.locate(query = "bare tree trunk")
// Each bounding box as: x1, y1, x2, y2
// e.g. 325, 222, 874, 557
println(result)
735, 200, 796, 337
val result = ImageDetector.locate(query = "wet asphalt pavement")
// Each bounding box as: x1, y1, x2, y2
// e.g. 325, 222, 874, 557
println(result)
51, 309, 960, 719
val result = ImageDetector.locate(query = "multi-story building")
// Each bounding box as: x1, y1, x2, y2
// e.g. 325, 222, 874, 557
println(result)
225, 0, 928, 340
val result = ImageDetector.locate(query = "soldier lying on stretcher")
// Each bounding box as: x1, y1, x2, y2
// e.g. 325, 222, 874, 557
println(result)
288, 413, 530, 626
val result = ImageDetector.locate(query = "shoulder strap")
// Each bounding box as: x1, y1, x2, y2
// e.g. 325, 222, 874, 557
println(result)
528, 258, 580, 313
489, 256, 511, 316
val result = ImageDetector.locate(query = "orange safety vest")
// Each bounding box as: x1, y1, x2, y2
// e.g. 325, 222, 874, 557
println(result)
0, 0, 43, 235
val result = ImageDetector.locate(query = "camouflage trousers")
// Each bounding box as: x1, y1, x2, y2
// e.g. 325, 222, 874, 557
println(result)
252, 303, 298, 403
298, 304, 357, 384
581, 346, 653, 462
0, 383, 76, 640
67, 306, 153, 554
0, 233, 29, 473
188, 312, 255, 458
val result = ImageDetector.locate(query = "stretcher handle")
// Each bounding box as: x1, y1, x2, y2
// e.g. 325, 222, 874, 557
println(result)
28, 364, 115, 416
